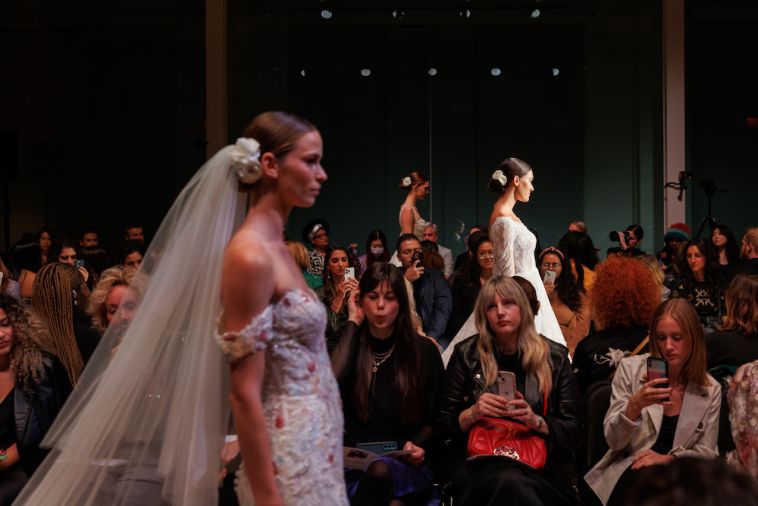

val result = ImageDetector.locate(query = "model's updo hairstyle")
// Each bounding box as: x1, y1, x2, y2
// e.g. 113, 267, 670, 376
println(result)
399, 171, 428, 190
487, 157, 533, 193
238, 111, 317, 192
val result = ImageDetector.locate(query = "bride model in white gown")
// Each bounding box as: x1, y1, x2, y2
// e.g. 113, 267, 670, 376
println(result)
14, 112, 348, 505
442, 158, 565, 366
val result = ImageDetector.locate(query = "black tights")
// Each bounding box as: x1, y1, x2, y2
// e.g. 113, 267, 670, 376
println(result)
351, 461, 395, 506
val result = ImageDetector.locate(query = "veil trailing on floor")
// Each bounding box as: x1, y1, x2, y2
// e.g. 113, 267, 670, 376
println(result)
15, 146, 247, 505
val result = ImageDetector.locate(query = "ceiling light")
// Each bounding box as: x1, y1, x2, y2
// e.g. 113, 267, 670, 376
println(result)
490, 67, 502, 77
531, 9, 541, 18
361, 68, 372, 77
552, 68, 560, 77
320, 9, 333, 19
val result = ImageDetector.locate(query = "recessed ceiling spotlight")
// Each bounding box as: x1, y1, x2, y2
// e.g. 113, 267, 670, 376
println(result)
459, 9, 471, 18
531, 9, 541, 18
552, 68, 560, 77
361, 68, 372, 77
490, 67, 502, 77
300, 69, 307, 77
428, 67, 438, 76
321, 9, 333, 19
392, 10, 406, 19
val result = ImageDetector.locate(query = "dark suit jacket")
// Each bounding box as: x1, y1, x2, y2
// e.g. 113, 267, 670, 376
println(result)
413, 267, 452, 341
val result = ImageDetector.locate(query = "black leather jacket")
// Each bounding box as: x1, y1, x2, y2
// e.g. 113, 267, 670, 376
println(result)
14, 352, 71, 474
436, 335, 583, 487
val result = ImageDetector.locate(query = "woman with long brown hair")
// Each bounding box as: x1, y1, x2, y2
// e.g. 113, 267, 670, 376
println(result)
585, 298, 721, 505
0, 294, 69, 504
332, 262, 444, 505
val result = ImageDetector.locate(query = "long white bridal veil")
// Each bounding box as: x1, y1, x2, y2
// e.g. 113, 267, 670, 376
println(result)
15, 146, 246, 505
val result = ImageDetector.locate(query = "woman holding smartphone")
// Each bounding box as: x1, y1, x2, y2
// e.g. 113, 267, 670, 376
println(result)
317, 245, 361, 353
585, 298, 721, 505
438, 276, 582, 506
332, 262, 444, 506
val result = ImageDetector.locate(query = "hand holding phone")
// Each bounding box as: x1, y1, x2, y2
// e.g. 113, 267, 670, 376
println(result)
344, 267, 355, 282
646, 356, 670, 402
496, 371, 516, 402
543, 270, 556, 285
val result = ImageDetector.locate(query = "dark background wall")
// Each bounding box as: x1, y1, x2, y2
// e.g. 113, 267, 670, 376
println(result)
1, 0, 754, 261
0, 0, 205, 251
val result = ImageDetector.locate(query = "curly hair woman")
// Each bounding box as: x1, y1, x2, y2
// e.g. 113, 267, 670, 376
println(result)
0, 294, 70, 504
572, 256, 660, 392
87, 266, 138, 336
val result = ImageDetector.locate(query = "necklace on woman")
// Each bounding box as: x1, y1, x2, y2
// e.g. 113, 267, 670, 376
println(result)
372, 344, 396, 373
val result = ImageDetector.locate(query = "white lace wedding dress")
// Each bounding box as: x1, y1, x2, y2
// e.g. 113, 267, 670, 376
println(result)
218, 289, 348, 505
442, 217, 565, 366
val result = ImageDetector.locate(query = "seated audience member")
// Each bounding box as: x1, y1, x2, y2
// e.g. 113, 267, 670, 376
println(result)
87, 266, 138, 336
285, 240, 323, 289
657, 223, 690, 274
332, 263, 444, 506
420, 240, 446, 273
79, 227, 111, 276
454, 226, 487, 271
37, 227, 54, 267
0, 258, 20, 301
557, 231, 599, 293
730, 227, 758, 278
16, 245, 42, 303
317, 246, 360, 353
725, 360, 758, 480
423, 223, 453, 277
50, 239, 93, 290
637, 255, 670, 302
706, 274, 758, 369
572, 257, 659, 392
568, 221, 587, 234
119, 241, 144, 270
710, 224, 740, 274
31, 263, 100, 387
0, 294, 71, 504
667, 239, 726, 331
607, 224, 646, 258
585, 299, 721, 505
447, 234, 494, 339
438, 276, 582, 506
302, 219, 330, 278
607, 457, 758, 506
539, 247, 590, 354
358, 229, 390, 274
123, 223, 145, 248
397, 234, 451, 348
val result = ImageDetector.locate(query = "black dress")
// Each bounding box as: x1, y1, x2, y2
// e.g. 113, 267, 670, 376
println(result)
0, 389, 28, 506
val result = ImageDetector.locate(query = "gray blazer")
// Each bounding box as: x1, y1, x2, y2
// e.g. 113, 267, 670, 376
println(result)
585, 354, 721, 505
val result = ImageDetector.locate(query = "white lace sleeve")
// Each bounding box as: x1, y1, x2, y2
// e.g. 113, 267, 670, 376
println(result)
215, 306, 273, 362
491, 218, 515, 277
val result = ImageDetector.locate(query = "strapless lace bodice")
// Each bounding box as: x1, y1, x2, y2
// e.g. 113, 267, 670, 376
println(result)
215, 289, 348, 505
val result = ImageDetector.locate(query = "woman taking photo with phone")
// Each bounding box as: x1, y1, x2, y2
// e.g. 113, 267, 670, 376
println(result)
585, 298, 721, 505
538, 247, 590, 355
318, 245, 361, 353
438, 276, 582, 506
332, 262, 444, 506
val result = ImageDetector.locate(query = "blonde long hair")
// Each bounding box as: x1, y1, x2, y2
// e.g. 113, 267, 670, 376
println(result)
474, 276, 552, 395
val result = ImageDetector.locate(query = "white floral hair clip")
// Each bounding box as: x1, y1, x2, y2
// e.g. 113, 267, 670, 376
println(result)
491, 169, 508, 187
230, 137, 263, 184
401, 176, 412, 188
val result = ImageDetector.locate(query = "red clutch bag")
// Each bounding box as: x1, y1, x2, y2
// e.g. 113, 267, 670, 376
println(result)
466, 391, 549, 469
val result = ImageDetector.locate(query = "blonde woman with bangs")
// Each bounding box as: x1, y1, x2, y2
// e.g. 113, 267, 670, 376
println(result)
437, 276, 582, 506
586, 298, 720, 505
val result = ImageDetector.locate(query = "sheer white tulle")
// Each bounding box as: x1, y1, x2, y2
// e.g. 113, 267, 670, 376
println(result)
442, 217, 565, 366
14, 147, 245, 505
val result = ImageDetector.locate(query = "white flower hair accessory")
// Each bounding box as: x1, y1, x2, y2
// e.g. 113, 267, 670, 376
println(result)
401, 176, 412, 188
230, 137, 263, 184
491, 169, 508, 187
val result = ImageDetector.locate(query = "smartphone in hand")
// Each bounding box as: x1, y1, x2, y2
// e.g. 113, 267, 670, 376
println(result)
543, 270, 556, 284
344, 267, 355, 282
647, 356, 669, 401
496, 371, 517, 402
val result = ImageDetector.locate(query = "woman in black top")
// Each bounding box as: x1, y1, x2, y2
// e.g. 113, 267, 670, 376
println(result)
706, 274, 758, 369
667, 238, 727, 331
332, 262, 445, 506
0, 293, 70, 505
447, 234, 495, 339
437, 276, 582, 506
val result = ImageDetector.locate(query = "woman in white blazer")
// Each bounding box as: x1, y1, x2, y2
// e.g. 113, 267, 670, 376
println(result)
585, 298, 721, 505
